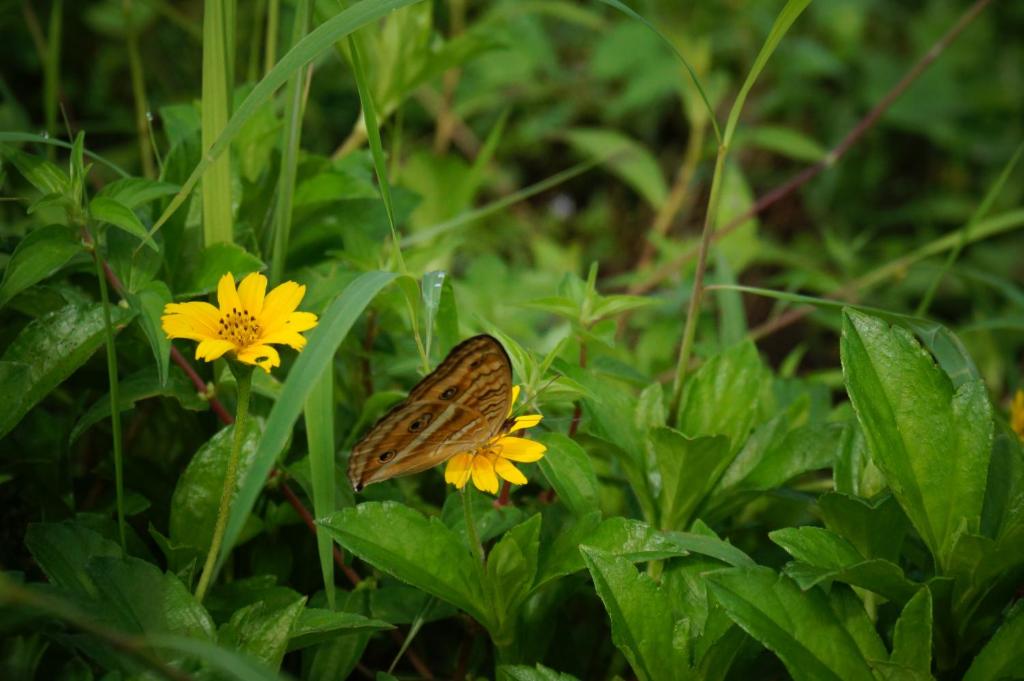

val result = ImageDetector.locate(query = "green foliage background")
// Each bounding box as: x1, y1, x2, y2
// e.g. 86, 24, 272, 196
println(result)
1, 1, 1023, 680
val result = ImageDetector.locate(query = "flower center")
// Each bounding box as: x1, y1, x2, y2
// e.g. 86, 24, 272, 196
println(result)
218, 307, 261, 347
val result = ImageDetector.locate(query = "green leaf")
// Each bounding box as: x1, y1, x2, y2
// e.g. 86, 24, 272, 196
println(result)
318, 502, 489, 626
770, 526, 863, 566
819, 493, 908, 563
170, 418, 265, 553
840, 309, 993, 570
737, 125, 826, 162
581, 547, 687, 681
0, 144, 70, 196
287, 608, 393, 650
502, 664, 581, 681
677, 340, 767, 451
565, 128, 667, 209
220, 271, 396, 564
963, 601, 1024, 681
145, 633, 283, 681
772, 525, 919, 604
537, 514, 710, 588
889, 588, 933, 679
734, 421, 843, 492
89, 196, 158, 251
96, 177, 179, 209
70, 369, 206, 442
218, 596, 306, 671
86, 555, 214, 639
0, 302, 135, 438
487, 514, 542, 641
0, 225, 81, 308
178, 242, 265, 297
537, 432, 600, 516
435, 276, 460, 355
708, 567, 880, 681
24, 521, 122, 598
651, 428, 731, 531
127, 280, 173, 386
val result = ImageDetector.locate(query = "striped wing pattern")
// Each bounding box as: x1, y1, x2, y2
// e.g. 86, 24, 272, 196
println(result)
347, 335, 513, 491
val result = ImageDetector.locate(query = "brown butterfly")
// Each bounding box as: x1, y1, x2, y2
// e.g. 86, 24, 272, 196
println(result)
347, 334, 515, 492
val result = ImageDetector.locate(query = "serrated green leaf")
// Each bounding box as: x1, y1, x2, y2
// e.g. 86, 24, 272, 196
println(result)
840, 309, 993, 570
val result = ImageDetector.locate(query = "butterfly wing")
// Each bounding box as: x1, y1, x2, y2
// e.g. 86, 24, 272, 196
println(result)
347, 335, 513, 491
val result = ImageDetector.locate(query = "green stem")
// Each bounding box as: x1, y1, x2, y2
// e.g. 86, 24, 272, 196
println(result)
194, 366, 253, 604
123, 0, 155, 179
668, 146, 728, 423
461, 487, 484, 565
91, 239, 126, 553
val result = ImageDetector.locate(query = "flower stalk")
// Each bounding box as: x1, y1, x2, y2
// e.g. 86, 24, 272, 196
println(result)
462, 486, 485, 565
194, 363, 252, 604
90, 233, 127, 553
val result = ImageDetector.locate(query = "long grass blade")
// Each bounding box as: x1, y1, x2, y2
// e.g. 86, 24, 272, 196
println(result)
201, 0, 235, 245
595, 0, 720, 142
146, 0, 426, 244
304, 365, 336, 610
269, 0, 312, 284
219, 271, 398, 568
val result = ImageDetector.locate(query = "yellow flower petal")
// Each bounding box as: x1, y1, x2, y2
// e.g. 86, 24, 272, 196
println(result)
471, 454, 499, 494
195, 338, 235, 362
283, 311, 318, 333
509, 414, 543, 432
259, 281, 305, 330
236, 344, 281, 372
494, 457, 528, 485
496, 436, 546, 463
237, 272, 267, 314
217, 272, 243, 314
162, 301, 222, 339
445, 453, 474, 488
507, 385, 521, 418
260, 329, 308, 350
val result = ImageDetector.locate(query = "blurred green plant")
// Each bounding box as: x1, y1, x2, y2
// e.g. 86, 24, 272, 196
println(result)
1, 0, 1023, 679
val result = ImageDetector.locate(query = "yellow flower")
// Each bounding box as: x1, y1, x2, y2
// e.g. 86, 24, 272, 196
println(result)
1012, 389, 1024, 441
161, 272, 318, 373
444, 385, 546, 494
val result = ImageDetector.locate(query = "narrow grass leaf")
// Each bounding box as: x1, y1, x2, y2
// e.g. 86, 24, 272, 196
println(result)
304, 368, 336, 610
219, 271, 397, 567
148, 0, 427, 241
201, 0, 234, 245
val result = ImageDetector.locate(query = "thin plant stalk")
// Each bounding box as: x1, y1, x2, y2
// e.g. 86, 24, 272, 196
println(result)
269, 0, 311, 285
194, 366, 253, 604
264, 0, 280, 76
90, 232, 127, 553
668, 148, 727, 421
123, 0, 155, 179
44, 0, 63, 151
461, 487, 484, 565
